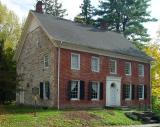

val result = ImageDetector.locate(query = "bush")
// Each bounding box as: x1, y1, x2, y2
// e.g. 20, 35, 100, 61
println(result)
152, 96, 160, 112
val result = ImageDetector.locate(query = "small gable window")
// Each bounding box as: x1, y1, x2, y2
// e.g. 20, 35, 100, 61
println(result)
91, 56, 100, 72
109, 59, 117, 74
71, 53, 80, 70
125, 62, 131, 75
138, 64, 144, 76
44, 54, 49, 68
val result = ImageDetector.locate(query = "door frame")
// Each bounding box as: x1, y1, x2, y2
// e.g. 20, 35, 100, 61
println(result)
106, 76, 121, 106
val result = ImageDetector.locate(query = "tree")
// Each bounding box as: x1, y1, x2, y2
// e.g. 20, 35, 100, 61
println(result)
36, 0, 67, 18
144, 42, 160, 111
75, 0, 94, 24
94, 0, 156, 43
0, 2, 21, 49
0, 2, 21, 103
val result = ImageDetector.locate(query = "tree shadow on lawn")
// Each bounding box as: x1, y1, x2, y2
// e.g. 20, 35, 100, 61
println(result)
0, 104, 58, 115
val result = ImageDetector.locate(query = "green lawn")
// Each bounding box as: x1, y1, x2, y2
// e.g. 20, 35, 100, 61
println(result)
0, 105, 141, 127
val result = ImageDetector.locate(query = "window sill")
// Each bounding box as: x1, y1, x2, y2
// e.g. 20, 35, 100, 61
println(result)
110, 72, 117, 75
139, 98, 144, 100
92, 70, 100, 73
70, 98, 79, 101
91, 99, 99, 101
125, 98, 131, 101
125, 74, 131, 76
71, 68, 80, 71
138, 75, 144, 77
43, 67, 49, 69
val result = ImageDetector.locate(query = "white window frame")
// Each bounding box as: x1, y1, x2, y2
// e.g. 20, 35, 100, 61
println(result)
44, 54, 49, 68
138, 84, 144, 100
91, 56, 100, 72
125, 84, 132, 100
125, 62, 132, 76
91, 81, 100, 101
71, 53, 80, 70
110, 59, 117, 74
138, 64, 144, 77
70, 80, 80, 100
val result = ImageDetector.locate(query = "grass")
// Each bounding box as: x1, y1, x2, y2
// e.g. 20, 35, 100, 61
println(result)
0, 104, 141, 127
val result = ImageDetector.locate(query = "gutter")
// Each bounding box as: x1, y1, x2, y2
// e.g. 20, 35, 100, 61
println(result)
57, 41, 63, 110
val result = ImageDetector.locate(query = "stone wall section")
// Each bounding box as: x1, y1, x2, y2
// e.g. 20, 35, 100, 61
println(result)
16, 27, 58, 107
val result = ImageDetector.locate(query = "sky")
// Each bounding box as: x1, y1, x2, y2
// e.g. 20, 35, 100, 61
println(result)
1, 0, 160, 40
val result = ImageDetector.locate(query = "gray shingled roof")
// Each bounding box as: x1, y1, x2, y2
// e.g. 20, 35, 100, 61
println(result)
32, 11, 152, 61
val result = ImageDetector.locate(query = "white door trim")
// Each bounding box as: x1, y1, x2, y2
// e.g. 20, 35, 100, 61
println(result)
106, 76, 121, 106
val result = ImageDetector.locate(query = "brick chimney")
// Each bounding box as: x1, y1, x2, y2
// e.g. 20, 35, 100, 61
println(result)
36, 1, 43, 13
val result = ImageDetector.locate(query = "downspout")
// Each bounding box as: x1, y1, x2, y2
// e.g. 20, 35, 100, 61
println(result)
57, 41, 63, 110
150, 63, 152, 111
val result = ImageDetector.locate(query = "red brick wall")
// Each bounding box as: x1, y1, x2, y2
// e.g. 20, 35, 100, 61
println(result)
59, 48, 150, 108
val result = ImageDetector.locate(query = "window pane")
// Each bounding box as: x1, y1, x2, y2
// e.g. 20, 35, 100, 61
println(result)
70, 81, 79, 99
45, 81, 49, 99
91, 57, 99, 72
138, 85, 144, 99
110, 60, 116, 74
125, 85, 131, 99
91, 82, 99, 99
138, 64, 144, 76
125, 63, 131, 75
44, 55, 49, 67
71, 54, 79, 69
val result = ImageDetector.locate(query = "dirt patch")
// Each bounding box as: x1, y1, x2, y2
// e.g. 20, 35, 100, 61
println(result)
64, 111, 101, 121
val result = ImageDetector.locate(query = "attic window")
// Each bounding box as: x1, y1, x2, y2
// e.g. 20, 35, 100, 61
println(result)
36, 40, 40, 48
44, 54, 49, 68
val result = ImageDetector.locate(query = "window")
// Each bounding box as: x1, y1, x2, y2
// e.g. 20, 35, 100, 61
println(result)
39, 81, 50, 100
71, 53, 80, 70
138, 85, 144, 99
110, 59, 117, 74
44, 54, 49, 68
91, 81, 100, 100
125, 84, 132, 100
138, 64, 144, 76
125, 62, 131, 75
70, 80, 80, 100
91, 56, 100, 72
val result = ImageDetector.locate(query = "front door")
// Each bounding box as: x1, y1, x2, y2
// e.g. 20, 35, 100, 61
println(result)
106, 76, 121, 106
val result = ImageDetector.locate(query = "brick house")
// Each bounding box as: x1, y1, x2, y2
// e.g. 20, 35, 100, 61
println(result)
14, 5, 153, 109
